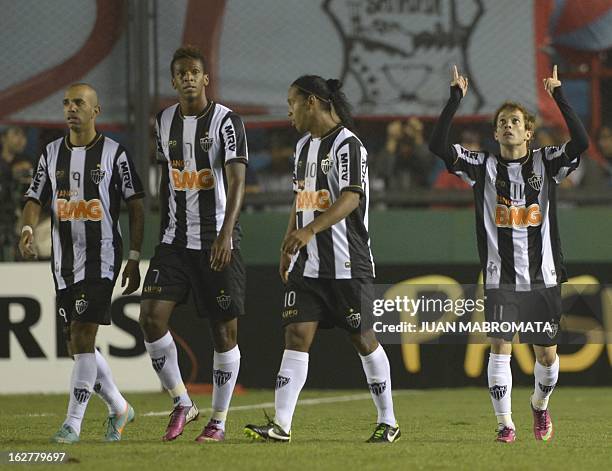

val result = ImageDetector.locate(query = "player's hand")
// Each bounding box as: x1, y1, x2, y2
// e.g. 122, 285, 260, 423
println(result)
543, 65, 561, 97
281, 227, 315, 256
279, 251, 292, 284
451, 65, 468, 97
210, 231, 232, 271
121, 259, 141, 295
18, 230, 37, 260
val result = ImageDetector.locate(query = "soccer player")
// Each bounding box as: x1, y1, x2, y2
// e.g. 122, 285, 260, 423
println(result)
244, 75, 400, 443
429, 65, 589, 442
20, 83, 145, 443
139, 46, 247, 442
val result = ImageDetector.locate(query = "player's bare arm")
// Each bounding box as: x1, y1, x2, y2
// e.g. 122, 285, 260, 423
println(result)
210, 161, 246, 272
18, 199, 42, 260
279, 199, 297, 283
121, 197, 144, 294
281, 190, 360, 255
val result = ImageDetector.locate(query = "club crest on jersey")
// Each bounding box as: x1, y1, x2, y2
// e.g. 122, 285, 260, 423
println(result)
90, 166, 106, 185
321, 154, 334, 174
200, 133, 214, 152
489, 385, 507, 400
216, 290, 231, 310
346, 309, 361, 329
487, 262, 498, 277
528, 172, 543, 191
213, 369, 232, 387
75, 299, 88, 315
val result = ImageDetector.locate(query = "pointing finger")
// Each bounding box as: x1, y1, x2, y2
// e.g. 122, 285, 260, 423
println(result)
552, 65, 557, 80
453, 65, 459, 80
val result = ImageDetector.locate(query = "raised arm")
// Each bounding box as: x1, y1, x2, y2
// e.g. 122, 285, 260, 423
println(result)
428, 65, 468, 164
543, 65, 589, 157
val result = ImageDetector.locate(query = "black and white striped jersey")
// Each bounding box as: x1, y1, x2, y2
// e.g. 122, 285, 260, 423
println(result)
289, 126, 375, 279
25, 133, 144, 290
155, 101, 248, 250
429, 86, 589, 292
448, 144, 578, 290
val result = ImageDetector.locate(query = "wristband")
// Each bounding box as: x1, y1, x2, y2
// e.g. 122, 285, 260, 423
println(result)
128, 250, 140, 261
21, 225, 33, 234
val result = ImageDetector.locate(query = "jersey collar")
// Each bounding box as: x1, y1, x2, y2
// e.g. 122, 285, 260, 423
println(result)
64, 132, 103, 151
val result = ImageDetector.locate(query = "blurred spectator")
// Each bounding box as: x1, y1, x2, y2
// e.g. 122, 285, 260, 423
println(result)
249, 129, 294, 192
580, 124, 612, 190
373, 118, 435, 190
432, 129, 479, 197
0, 126, 34, 260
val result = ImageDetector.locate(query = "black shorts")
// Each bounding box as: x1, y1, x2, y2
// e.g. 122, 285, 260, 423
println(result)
56, 279, 114, 335
282, 274, 374, 333
142, 243, 245, 320
484, 286, 562, 345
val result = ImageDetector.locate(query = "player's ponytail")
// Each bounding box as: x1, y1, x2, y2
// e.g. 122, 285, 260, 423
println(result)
292, 75, 355, 130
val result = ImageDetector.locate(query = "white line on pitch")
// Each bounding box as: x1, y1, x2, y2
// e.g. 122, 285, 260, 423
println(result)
142, 390, 420, 417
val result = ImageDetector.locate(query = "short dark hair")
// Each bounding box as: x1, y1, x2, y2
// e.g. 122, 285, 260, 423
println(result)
493, 101, 536, 132
170, 46, 207, 76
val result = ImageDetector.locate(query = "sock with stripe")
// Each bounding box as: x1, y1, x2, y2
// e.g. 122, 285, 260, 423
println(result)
360, 344, 397, 426
144, 331, 191, 407
210, 345, 241, 430
64, 352, 96, 435
488, 353, 514, 429
531, 355, 559, 410
274, 349, 309, 433
93, 349, 128, 416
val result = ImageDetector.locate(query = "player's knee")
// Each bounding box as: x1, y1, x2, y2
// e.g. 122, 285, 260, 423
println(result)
349, 330, 378, 355
138, 309, 165, 338
284, 325, 312, 351
69, 322, 97, 353
535, 348, 557, 366
211, 320, 237, 351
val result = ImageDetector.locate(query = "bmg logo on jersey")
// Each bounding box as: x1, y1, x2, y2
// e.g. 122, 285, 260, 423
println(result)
495, 203, 542, 228
56, 198, 103, 222
296, 189, 331, 212
171, 168, 215, 191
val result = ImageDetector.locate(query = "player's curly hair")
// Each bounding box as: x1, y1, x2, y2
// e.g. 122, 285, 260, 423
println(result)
170, 45, 207, 76
493, 101, 536, 132
292, 75, 355, 130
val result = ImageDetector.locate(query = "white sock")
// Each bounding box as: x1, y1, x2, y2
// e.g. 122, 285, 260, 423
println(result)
488, 353, 514, 429
64, 353, 96, 435
274, 349, 309, 432
144, 331, 191, 407
532, 355, 559, 411
93, 349, 128, 416
360, 345, 397, 426
210, 345, 241, 430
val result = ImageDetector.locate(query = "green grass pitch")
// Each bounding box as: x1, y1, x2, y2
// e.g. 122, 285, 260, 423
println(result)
1, 387, 609, 470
